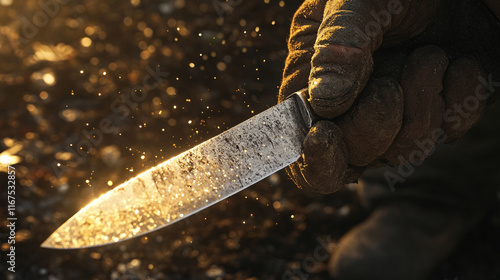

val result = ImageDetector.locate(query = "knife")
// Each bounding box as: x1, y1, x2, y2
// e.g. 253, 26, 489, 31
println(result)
42, 89, 316, 249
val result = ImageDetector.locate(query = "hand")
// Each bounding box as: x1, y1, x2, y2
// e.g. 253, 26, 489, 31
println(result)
279, 0, 500, 194
279, 0, 500, 279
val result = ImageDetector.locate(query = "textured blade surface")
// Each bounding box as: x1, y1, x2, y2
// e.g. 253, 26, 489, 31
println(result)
42, 97, 307, 249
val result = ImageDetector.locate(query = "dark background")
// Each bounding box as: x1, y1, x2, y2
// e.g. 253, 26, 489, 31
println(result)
0, 0, 499, 279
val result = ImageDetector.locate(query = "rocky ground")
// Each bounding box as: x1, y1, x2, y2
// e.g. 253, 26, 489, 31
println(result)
0, 0, 499, 279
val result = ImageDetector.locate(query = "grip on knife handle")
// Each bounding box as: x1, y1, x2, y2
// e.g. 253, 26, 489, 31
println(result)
288, 88, 319, 129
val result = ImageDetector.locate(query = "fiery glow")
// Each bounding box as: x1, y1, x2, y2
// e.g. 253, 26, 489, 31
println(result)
0, 143, 22, 168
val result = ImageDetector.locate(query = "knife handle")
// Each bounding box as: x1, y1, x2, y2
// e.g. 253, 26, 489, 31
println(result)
288, 88, 320, 129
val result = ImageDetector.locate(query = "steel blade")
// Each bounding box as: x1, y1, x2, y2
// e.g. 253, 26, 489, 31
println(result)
42, 94, 309, 249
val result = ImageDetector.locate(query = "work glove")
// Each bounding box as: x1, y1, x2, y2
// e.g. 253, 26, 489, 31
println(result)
279, 0, 500, 279
279, 0, 500, 194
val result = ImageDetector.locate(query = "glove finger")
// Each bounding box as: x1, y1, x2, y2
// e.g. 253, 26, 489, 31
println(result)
287, 137, 367, 192
279, 0, 327, 102
290, 120, 349, 194
308, 0, 412, 118
337, 77, 404, 167
442, 57, 487, 142
384, 45, 448, 165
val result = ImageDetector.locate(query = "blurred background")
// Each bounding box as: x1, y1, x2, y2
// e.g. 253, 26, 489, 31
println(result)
0, 0, 499, 279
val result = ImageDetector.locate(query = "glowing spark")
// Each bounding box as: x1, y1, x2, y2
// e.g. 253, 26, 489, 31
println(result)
80, 37, 92, 47
42, 73, 56, 86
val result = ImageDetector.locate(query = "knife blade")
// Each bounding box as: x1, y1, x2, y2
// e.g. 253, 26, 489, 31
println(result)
41, 90, 316, 249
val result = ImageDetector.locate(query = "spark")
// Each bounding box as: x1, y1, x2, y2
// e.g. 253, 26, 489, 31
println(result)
42, 73, 56, 86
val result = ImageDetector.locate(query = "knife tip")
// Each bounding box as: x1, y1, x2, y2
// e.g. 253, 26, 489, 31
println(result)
40, 238, 56, 249
40, 235, 66, 249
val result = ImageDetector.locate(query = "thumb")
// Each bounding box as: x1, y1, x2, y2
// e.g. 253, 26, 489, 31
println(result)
309, 0, 409, 118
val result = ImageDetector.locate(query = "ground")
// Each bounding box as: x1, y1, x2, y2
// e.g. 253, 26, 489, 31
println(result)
0, 0, 499, 279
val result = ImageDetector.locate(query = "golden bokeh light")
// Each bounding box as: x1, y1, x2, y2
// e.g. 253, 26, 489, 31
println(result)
80, 37, 92, 47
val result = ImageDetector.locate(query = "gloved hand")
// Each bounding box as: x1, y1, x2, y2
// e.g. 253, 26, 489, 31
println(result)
279, 0, 500, 194
280, 0, 500, 279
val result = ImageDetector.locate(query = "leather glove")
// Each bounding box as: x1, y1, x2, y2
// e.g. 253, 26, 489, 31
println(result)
279, 0, 500, 194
